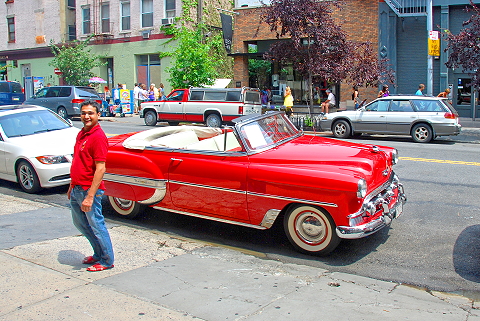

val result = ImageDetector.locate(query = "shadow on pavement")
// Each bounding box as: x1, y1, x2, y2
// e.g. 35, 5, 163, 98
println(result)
453, 225, 480, 283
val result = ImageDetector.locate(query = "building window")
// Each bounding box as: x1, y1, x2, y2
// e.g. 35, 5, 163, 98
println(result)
82, 7, 90, 34
7, 17, 15, 42
136, 54, 161, 86
121, 1, 130, 31
67, 0, 75, 8
68, 24, 76, 41
141, 0, 153, 28
165, 0, 175, 18
101, 3, 110, 33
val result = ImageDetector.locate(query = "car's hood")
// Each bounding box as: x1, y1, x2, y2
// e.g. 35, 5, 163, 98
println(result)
248, 135, 394, 192
7, 127, 79, 157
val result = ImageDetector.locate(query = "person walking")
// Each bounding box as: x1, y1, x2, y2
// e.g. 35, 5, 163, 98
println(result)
437, 88, 451, 98
148, 84, 156, 101
352, 86, 360, 109
159, 83, 166, 100
133, 83, 141, 113
377, 85, 390, 98
283, 86, 294, 117
67, 100, 114, 272
321, 88, 335, 114
416, 84, 425, 95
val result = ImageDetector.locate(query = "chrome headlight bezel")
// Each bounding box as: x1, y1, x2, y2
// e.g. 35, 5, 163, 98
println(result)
357, 178, 367, 198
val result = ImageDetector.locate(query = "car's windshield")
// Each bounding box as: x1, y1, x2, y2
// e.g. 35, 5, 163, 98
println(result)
0, 109, 71, 138
239, 113, 299, 151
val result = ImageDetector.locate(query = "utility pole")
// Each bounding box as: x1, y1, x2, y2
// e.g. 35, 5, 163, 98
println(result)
427, 0, 433, 96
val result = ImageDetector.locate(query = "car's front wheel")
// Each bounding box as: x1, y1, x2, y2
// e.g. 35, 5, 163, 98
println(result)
17, 161, 42, 193
57, 107, 68, 119
108, 196, 146, 219
411, 123, 433, 143
284, 205, 340, 255
206, 113, 222, 127
332, 120, 351, 139
144, 110, 158, 126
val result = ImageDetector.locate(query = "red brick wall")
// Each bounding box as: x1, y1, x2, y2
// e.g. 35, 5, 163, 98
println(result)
233, 0, 380, 103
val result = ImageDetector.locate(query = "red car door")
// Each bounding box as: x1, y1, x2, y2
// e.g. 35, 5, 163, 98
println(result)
167, 152, 249, 222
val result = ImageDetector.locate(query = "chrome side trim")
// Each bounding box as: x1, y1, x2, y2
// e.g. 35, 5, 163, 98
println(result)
104, 173, 167, 205
169, 180, 247, 195
104, 173, 166, 189
260, 209, 281, 228
248, 191, 338, 208
153, 206, 268, 230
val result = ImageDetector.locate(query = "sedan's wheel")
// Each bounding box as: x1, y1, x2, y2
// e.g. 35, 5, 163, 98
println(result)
17, 161, 42, 193
332, 120, 351, 139
411, 123, 433, 143
108, 196, 146, 219
206, 114, 222, 127
284, 205, 340, 255
57, 107, 68, 119
144, 110, 158, 126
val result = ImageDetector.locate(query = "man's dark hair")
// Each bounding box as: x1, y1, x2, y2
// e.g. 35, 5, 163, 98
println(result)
80, 100, 101, 113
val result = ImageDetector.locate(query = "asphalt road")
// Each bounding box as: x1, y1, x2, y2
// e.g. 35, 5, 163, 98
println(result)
1, 114, 480, 296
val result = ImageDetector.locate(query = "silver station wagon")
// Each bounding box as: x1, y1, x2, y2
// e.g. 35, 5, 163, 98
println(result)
320, 96, 462, 143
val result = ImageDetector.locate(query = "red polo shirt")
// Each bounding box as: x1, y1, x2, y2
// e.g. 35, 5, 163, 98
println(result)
71, 124, 108, 190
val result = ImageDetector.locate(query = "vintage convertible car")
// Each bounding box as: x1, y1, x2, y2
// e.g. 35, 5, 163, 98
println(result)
104, 111, 406, 255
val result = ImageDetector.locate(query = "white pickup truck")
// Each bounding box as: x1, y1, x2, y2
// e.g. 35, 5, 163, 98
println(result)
140, 87, 262, 127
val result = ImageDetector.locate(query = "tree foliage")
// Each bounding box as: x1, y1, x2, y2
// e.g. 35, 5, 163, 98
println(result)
261, 0, 394, 107
161, 24, 221, 88
49, 35, 106, 86
445, 1, 480, 89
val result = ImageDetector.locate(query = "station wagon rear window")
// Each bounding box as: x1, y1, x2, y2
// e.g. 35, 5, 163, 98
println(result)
412, 100, 447, 112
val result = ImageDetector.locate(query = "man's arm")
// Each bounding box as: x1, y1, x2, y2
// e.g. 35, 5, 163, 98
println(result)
80, 161, 106, 212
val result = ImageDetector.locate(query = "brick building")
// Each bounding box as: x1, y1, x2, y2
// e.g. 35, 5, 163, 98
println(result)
231, 0, 380, 109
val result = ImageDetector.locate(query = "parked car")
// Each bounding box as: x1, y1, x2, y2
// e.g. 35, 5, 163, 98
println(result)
0, 105, 79, 193
0, 81, 25, 105
320, 95, 461, 143
23, 86, 101, 119
140, 87, 262, 127
103, 111, 406, 255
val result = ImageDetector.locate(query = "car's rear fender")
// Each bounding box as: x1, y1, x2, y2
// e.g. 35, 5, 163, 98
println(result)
104, 151, 166, 204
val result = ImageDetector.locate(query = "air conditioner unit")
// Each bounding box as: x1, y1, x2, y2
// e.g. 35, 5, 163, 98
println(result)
142, 31, 150, 39
161, 17, 175, 26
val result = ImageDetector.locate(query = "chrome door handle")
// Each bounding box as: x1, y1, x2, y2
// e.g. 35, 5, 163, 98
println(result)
170, 158, 183, 162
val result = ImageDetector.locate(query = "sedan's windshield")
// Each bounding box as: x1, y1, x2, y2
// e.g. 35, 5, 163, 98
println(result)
239, 113, 299, 151
0, 110, 71, 138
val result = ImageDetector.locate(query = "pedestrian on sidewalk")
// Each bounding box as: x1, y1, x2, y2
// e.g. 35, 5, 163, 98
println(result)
416, 83, 425, 95
283, 86, 294, 117
67, 100, 114, 272
321, 88, 335, 114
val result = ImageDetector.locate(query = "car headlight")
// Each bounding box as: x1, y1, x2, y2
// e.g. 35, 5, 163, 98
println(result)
357, 178, 367, 198
392, 149, 399, 165
36, 155, 69, 164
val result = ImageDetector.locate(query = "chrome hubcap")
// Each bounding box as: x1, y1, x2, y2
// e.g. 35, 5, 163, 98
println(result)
19, 165, 34, 189
295, 212, 326, 244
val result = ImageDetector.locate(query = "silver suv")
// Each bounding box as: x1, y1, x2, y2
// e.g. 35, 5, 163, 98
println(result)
23, 86, 101, 119
320, 95, 462, 143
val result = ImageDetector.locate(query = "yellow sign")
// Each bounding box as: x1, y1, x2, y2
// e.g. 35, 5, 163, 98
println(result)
428, 38, 440, 56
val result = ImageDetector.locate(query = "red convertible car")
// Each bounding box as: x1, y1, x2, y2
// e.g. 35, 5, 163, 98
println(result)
104, 111, 406, 255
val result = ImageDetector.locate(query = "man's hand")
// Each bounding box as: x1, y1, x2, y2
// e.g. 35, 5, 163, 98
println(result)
81, 194, 94, 212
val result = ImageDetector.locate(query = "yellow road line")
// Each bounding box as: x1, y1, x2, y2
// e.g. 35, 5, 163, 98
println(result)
400, 157, 480, 166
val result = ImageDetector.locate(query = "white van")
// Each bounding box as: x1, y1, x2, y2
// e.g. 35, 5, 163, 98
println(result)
140, 87, 262, 127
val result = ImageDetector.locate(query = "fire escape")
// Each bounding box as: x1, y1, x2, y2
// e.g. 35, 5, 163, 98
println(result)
91, 0, 113, 44
383, 0, 427, 17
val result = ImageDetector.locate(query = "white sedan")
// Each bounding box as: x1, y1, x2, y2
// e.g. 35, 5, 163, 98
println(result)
0, 105, 79, 193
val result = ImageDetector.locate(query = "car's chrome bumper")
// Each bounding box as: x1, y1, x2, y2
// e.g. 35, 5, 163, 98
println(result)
336, 175, 407, 239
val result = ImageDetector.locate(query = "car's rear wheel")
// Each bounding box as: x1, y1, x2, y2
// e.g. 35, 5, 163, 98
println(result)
108, 196, 146, 219
144, 110, 158, 126
57, 107, 68, 119
284, 205, 340, 255
332, 120, 351, 139
206, 113, 222, 127
411, 123, 433, 143
17, 161, 42, 193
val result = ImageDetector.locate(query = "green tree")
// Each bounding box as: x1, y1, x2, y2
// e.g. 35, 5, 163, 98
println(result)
161, 24, 220, 88
49, 35, 106, 86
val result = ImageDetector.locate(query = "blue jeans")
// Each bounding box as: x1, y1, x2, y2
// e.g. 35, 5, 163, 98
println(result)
70, 186, 114, 267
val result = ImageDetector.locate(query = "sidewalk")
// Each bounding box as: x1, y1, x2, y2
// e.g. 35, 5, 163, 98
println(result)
1, 193, 480, 320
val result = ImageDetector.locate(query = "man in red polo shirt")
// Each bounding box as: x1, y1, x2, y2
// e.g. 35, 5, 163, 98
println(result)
67, 100, 114, 272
